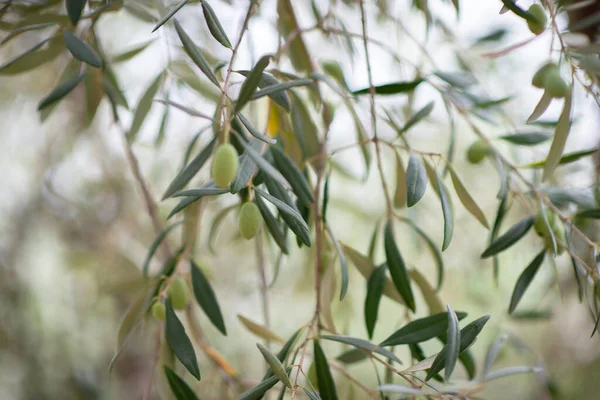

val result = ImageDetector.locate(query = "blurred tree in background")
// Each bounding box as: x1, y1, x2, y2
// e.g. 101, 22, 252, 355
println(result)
1, 0, 600, 399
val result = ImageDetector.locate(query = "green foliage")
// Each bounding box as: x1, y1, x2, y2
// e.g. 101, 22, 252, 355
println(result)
7, 0, 600, 398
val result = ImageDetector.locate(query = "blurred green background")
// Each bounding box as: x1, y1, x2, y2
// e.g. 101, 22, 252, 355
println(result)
1, 0, 600, 399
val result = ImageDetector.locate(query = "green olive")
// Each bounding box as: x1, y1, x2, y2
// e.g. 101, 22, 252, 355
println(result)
532, 62, 557, 89
151, 301, 166, 321
211, 144, 239, 188
542, 68, 569, 98
167, 276, 190, 310
238, 202, 262, 240
527, 4, 547, 35
466, 140, 488, 164
533, 209, 557, 237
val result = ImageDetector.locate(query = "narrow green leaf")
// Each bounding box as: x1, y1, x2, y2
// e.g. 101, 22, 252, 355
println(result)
238, 315, 285, 344
406, 153, 428, 207
112, 40, 155, 63
543, 91, 573, 181
322, 171, 331, 223
444, 305, 461, 381
162, 137, 217, 199
394, 152, 407, 208
142, 222, 183, 276
237, 374, 281, 400
400, 101, 435, 134
384, 220, 415, 312
255, 187, 310, 246
482, 333, 510, 378
0, 37, 63, 76
156, 99, 213, 120
257, 343, 292, 388
527, 91, 553, 124
152, 0, 188, 32
237, 70, 291, 111
425, 315, 490, 381
497, 132, 552, 146
325, 226, 348, 301
174, 187, 230, 198
255, 194, 289, 254
271, 145, 314, 206
251, 79, 313, 101
109, 286, 153, 373
1, 23, 57, 47
63, 30, 102, 67
378, 384, 423, 395
235, 55, 272, 113
164, 365, 200, 400
436, 170, 454, 251
128, 72, 164, 141
261, 328, 302, 385
523, 148, 597, 169
500, 0, 539, 23
233, 132, 289, 187
66, 0, 86, 26
313, 340, 338, 400
231, 138, 261, 193
577, 209, 600, 219
165, 300, 201, 380
352, 79, 423, 95
481, 216, 534, 258
174, 20, 220, 87
37, 72, 86, 111
341, 243, 405, 305
508, 250, 546, 314
201, 0, 232, 48
398, 218, 444, 290
236, 114, 277, 144
409, 269, 445, 314
321, 335, 401, 364
448, 165, 490, 229
365, 264, 386, 339
434, 71, 477, 88
191, 260, 227, 335
380, 311, 468, 347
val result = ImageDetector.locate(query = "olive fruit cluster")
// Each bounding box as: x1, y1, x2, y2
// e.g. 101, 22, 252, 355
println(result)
527, 4, 547, 35
466, 140, 489, 164
211, 144, 239, 188
533, 209, 566, 254
151, 276, 192, 321
238, 201, 262, 239
532, 62, 569, 98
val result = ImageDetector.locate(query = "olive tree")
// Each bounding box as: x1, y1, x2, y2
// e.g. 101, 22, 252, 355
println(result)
1, 0, 600, 399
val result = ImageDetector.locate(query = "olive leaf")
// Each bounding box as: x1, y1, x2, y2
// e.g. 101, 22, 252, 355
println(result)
164, 365, 200, 400
436, 170, 454, 251
508, 250, 546, 314
201, 0, 232, 49
406, 153, 428, 207
174, 20, 220, 87
37, 72, 86, 111
447, 165, 489, 229
142, 222, 183, 276
257, 343, 292, 388
63, 30, 102, 67
165, 300, 201, 380
364, 264, 387, 339
238, 315, 285, 344
384, 220, 415, 311
313, 340, 338, 400
481, 216, 535, 258
191, 260, 227, 335
66, 0, 86, 26
235, 55, 272, 113
152, 0, 188, 32
543, 90, 573, 181
352, 79, 423, 95
380, 311, 468, 347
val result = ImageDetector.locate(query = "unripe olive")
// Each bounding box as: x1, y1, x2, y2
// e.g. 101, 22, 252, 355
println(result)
542, 221, 566, 254
466, 140, 488, 164
151, 301, 166, 321
238, 202, 262, 239
211, 144, 239, 188
532, 63, 557, 89
533, 209, 557, 237
527, 4, 547, 35
167, 276, 190, 310
543, 68, 569, 98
